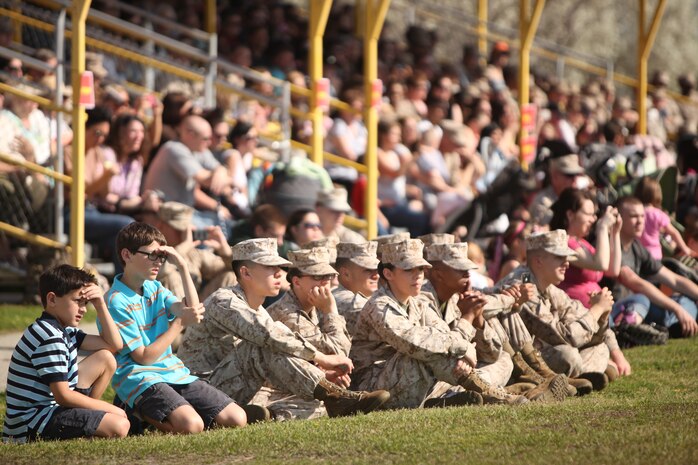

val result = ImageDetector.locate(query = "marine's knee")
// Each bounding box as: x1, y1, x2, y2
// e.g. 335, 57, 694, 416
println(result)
548, 345, 583, 377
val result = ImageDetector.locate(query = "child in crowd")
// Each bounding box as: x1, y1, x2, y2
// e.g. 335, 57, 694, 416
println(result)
106, 222, 247, 434
635, 177, 695, 259
3, 265, 129, 443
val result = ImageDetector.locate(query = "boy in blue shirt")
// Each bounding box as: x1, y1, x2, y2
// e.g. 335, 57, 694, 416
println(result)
3, 265, 129, 443
106, 222, 246, 433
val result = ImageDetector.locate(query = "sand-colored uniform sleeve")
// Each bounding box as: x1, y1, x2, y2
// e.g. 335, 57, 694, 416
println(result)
363, 295, 474, 363
206, 289, 318, 361
520, 285, 599, 348
268, 292, 351, 357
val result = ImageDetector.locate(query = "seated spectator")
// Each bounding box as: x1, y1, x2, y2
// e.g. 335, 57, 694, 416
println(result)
324, 87, 367, 195
634, 176, 695, 259
142, 115, 236, 231
489, 219, 533, 282
529, 154, 585, 227
99, 114, 160, 216
1, 83, 51, 166
315, 187, 365, 243
606, 196, 698, 338
284, 208, 324, 250
552, 188, 622, 308
377, 119, 430, 237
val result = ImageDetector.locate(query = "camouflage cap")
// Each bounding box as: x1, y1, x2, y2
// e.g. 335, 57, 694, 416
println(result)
287, 247, 338, 276
157, 201, 193, 231
232, 238, 292, 267
381, 239, 432, 269
316, 187, 352, 212
425, 243, 478, 271
336, 241, 380, 269
525, 229, 577, 257
302, 236, 339, 263
375, 232, 411, 255
418, 233, 455, 247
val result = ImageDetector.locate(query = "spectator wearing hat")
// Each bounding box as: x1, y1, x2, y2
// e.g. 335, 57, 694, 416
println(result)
333, 241, 381, 337
178, 238, 390, 419
350, 239, 526, 409
144, 201, 236, 302
497, 229, 618, 391
529, 154, 586, 227
1, 83, 51, 166
315, 187, 366, 244
485, 41, 510, 93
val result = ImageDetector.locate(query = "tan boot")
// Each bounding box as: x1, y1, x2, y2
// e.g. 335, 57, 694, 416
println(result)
520, 342, 576, 397
460, 372, 529, 405
577, 372, 609, 391
313, 379, 390, 417
511, 351, 546, 385
241, 404, 271, 424
605, 364, 619, 383
522, 374, 568, 403
505, 382, 537, 395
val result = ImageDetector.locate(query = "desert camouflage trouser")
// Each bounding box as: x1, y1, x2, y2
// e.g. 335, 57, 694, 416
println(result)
537, 341, 610, 377
492, 312, 534, 352
249, 387, 326, 420
208, 340, 324, 404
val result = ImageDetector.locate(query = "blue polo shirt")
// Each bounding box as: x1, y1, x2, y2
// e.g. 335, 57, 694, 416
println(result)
104, 275, 197, 407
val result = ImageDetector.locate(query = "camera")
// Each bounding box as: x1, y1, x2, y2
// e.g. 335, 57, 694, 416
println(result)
192, 229, 208, 242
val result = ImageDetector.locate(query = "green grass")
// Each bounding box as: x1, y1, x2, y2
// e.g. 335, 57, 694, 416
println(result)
0, 305, 97, 334
2, 340, 698, 464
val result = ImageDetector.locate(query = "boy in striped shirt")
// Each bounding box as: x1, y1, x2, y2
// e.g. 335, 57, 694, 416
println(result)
106, 222, 247, 433
3, 265, 129, 443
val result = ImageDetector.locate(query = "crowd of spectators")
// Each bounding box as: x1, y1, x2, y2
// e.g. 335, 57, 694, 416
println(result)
0, 0, 698, 332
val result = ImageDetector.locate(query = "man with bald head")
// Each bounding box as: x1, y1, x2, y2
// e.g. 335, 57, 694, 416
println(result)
143, 115, 235, 230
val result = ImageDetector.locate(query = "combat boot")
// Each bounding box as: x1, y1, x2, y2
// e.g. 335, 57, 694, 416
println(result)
520, 342, 576, 397
510, 351, 546, 385
313, 379, 390, 417
577, 372, 609, 391
521, 374, 568, 402
241, 404, 271, 424
424, 391, 483, 408
460, 372, 529, 405
605, 364, 619, 383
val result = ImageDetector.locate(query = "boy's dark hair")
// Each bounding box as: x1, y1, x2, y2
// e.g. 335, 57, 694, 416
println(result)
115, 222, 167, 266
232, 260, 255, 281
615, 195, 643, 213
39, 264, 97, 308
286, 267, 302, 285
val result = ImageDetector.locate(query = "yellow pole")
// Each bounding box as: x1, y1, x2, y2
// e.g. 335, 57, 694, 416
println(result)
309, 0, 332, 164
363, 0, 390, 239
70, 0, 91, 268
517, 0, 545, 170
637, 0, 667, 135
478, 0, 488, 67
205, 0, 217, 34
11, 0, 21, 44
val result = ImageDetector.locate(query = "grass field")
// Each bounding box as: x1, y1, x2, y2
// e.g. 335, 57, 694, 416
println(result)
0, 305, 97, 334
1, 340, 698, 465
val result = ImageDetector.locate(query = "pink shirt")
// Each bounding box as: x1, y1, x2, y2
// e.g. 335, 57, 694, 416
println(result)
640, 205, 669, 260
559, 236, 603, 308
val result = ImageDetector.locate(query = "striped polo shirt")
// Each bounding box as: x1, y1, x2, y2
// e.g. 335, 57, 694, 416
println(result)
2, 313, 85, 444
104, 275, 197, 408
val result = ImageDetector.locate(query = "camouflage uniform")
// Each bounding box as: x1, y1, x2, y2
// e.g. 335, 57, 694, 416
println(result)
267, 289, 351, 357
330, 225, 366, 244
497, 230, 616, 377
350, 240, 480, 409
177, 239, 329, 404
333, 241, 381, 338
333, 284, 367, 338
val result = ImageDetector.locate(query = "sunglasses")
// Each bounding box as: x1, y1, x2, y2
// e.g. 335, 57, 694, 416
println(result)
302, 222, 322, 230
94, 129, 107, 137
133, 250, 167, 263
303, 274, 335, 282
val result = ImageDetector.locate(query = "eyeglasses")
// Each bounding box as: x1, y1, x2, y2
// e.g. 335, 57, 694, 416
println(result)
94, 129, 107, 137
133, 250, 167, 263
303, 274, 335, 282
302, 222, 322, 230
7, 65, 22, 72
242, 134, 258, 141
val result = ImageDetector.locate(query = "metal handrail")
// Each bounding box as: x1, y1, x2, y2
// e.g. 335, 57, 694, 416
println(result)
0, 152, 72, 185
0, 79, 70, 114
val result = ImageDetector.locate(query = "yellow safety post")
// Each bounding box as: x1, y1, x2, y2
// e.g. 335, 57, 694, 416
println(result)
478, 0, 488, 67
363, 0, 390, 239
205, 0, 217, 34
637, 0, 667, 135
517, 0, 545, 170
70, 0, 91, 267
309, 0, 333, 164
11, 0, 21, 44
